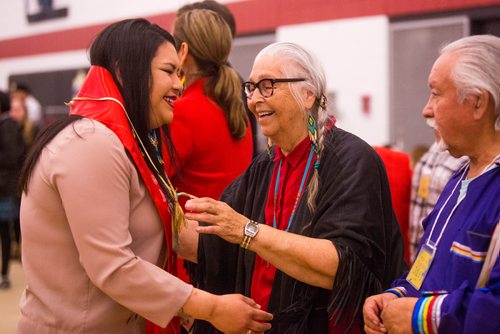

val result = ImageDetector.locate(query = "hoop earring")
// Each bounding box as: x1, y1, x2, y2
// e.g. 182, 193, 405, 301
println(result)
317, 94, 327, 110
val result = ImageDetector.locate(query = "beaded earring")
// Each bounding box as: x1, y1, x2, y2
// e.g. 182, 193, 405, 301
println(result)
307, 112, 319, 154
177, 68, 186, 92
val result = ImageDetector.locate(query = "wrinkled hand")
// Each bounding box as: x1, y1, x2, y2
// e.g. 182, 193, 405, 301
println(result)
209, 294, 273, 334
184, 197, 248, 245
380, 297, 416, 334
363, 292, 397, 334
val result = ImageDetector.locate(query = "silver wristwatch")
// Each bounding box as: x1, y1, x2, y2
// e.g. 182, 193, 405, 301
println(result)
241, 220, 259, 249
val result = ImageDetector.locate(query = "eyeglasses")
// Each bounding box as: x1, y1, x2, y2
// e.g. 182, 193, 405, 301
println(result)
243, 78, 305, 98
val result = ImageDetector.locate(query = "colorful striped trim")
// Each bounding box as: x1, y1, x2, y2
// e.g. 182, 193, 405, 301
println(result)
422, 290, 448, 297
385, 286, 407, 298
412, 295, 447, 334
450, 241, 487, 263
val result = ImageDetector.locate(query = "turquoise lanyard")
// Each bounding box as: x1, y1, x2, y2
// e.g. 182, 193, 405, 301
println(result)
273, 147, 314, 231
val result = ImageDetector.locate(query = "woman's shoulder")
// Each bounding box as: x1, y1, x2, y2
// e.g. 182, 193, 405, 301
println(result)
324, 126, 380, 163
0, 115, 19, 130
249, 150, 275, 170
65, 118, 117, 139
173, 91, 222, 126
228, 151, 273, 186
41, 118, 131, 177
47, 118, 123, 155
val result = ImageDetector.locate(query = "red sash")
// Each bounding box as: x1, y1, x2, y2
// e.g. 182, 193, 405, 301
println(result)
69, 66, 179, 333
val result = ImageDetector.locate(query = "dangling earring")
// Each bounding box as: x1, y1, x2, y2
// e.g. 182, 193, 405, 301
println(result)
177, 68, 186, 92
177, 42, 189, 92
307, 112, 319, 154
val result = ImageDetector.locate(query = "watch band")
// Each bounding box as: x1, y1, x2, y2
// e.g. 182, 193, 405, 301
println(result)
241, 235, 252, 249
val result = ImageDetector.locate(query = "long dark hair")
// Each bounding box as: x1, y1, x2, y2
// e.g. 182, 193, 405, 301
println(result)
19, 19, 177, 194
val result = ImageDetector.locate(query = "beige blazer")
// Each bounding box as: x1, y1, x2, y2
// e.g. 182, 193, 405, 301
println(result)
18, 119, 192, 334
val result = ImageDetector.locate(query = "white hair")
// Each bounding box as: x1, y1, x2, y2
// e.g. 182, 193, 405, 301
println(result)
441, 34, 500, 130
255, 42, 331, 118
254, 42, 333, 210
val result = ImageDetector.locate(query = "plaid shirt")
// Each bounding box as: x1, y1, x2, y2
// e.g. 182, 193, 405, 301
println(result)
408, 142, 468, 262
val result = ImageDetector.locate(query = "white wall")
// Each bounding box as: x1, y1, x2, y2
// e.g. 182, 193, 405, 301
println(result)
277, 16, 390, 145
0, 50, 89, 91
0, 0, 241, 39
0, 3, 390, 146
0, 0, 241, 90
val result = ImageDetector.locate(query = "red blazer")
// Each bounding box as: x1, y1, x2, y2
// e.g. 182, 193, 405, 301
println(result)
167, 78, 253, 202
166, 78, 253, 285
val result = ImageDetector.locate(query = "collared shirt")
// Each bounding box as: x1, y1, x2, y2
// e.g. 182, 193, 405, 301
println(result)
250, 137, 314, 311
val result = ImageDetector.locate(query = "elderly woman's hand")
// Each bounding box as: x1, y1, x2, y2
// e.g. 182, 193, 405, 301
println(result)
184, 197, 248, 245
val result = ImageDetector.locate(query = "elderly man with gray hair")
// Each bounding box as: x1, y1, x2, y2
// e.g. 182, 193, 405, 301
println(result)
363, 34, 500, 334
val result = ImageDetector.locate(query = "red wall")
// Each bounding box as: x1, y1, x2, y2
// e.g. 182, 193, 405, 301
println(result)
1, 0, 500, 59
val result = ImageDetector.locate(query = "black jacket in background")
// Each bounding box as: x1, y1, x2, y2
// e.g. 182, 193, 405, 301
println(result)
0, 115, 25, 197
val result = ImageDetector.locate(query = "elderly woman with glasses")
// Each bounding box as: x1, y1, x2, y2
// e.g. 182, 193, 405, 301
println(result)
179, 42, 406, 333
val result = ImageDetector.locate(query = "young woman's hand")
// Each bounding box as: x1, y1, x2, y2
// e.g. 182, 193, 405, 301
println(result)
185, 197, 248, 245
208, 294, 273, 334
182, 288, 272, 334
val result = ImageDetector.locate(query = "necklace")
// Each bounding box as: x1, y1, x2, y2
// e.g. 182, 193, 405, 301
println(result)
273, 147, 314, 231
266, 147, 314, 269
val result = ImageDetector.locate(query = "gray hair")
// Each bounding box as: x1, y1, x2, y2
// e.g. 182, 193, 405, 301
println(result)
441, 34, 500, 130
255, 42, 332, 211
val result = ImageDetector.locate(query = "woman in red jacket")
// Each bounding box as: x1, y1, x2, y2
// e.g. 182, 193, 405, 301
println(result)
167, 9, 253, 205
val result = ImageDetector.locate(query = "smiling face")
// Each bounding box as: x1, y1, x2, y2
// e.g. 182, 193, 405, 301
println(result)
149, 42, 183, 129
247, 55, 311, 153
422, 51, 477, 157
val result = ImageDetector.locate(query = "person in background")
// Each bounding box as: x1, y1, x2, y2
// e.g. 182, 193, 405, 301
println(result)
179, 42, 406, 333
0, 90, 24, 289
364, 34, 500, 334
168, 9, 253, 219
410, 145, 429, 169
175, 0, 261, 157
148, 8, 254, 334
373, 146, 413, 264
408, 130, 468, 262
176, 0, 236, 37
10, 96, 39, 148
169, 7, 252, 210
10, 83, 43, 128
8, 96, 38, 259
17, 18, 272, 334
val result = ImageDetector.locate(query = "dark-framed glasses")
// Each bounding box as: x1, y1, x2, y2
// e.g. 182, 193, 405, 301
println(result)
243, 78, 305, 98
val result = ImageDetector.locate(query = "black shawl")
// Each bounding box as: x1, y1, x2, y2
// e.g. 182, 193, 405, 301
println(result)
190, 126, 406, 333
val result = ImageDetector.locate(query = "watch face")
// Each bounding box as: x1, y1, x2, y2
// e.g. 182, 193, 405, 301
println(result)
245, 221, 259, 237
